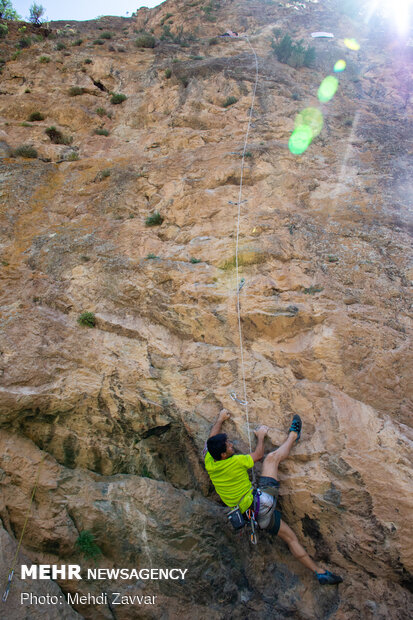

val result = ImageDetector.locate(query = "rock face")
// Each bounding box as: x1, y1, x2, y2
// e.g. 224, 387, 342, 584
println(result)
0, 1, 412, 618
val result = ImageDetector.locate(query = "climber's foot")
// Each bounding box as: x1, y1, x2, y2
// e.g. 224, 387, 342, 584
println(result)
316, 570, 343, 586
288, 414, 302, 442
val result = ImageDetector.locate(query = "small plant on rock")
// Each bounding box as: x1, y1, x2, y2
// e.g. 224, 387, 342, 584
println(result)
55, 41, 66, 50
77, 311, 96, 327
164, 68, 172, 78
145, 211, 163, 227
45, 126, 72, 145
75, 531, 102, 560
135, 33, 155, 48
110, 93, 127, 104
100, 32, 112, 39
39, 55, 50, 63
190, 257, 201, 263
68, 86, 84, 96
94, 128, 109, 136
13, 145, 38, 158
146, 253, 159, 259
223, 96, 237, 108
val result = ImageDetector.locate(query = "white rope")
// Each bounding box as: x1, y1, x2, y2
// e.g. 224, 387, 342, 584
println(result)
233, 35, 259, 453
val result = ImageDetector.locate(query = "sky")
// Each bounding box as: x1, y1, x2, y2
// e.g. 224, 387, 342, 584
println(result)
12, 0, 166, 22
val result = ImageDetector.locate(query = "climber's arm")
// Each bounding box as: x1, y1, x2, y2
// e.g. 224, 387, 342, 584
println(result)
249, 426, 269, 462
208, 409, 231, 438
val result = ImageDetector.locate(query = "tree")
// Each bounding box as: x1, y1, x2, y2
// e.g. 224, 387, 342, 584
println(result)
29, 3, 45, 26
0, 0, 20, 20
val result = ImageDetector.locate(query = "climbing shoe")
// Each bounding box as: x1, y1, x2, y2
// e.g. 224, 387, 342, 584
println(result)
316, 570, 343, 585
288, 414, 302, 442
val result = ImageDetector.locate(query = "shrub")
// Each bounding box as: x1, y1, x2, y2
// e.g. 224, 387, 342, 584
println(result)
145, 211, 163, 227
272, 33, 315, 68
94, 128, 109, 136
179, 76, 189, 87
18, 37, 31, 48
96, 107, 106, 117
12, 51, 21, 60
68, 86, 84, 96
110, 93, 127, 104
84, 58, 92, 64
24, 88, 31, 93
135, 33, 155, 48
209, 37, 219, 45
146, 253, 159, 259
93, 39, 104, 45
13, 145, 38, 158
0, 24, 8, 39
77, 311, 96, 327
164, 68, 172, 78
100, 32, 112, 39
190, 257, 201, 263
21, 122, 31, 127
39, 55, 50, 63
101, 168, 111, 178
55, 41, 66, 50
75, 531, 102, 560
45, 126, 72, 145
72, 38, 83, 46
66, 151, 79, 161
303, 286, 323, 295
223, 96, 237, 108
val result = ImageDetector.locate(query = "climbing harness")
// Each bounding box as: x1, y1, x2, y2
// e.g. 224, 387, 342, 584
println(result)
227, 488, 261, 545
2, 455, 46, 603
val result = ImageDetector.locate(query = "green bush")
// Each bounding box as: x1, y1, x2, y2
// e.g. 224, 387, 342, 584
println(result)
110, 93, 127, 104
145, 211, 163, 227
303, 286, 323, 295
75, 531, 102, 560
100, 32, 112, 39
39, 55, 50, 63
77, 311, 96, 327
28, 112, 45, 121
72, 38, 83, 46
96, 107, 107, 117
55, 41, 66, 50
179, 76, 189, 88
18, 37, 31, 49
84, 58, 92, 64
135, 33, 155, 48
68, 86, 84, 96
209, 37, 218, 46
13, 145, 38, 158
272, 33, 315, 68
93, 39, 104, 45
0, 24, 9, 38
146, 253, 159, 259
66, 151, 79, 161
45, 126, 72, 145
190, 257, 201, 263
223, 96, 237, 108
101, 168, 111, 178
94, 128, 109, 136
164, 68, 172, 78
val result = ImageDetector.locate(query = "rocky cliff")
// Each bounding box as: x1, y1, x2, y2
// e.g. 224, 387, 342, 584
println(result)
0, 0, 412, 618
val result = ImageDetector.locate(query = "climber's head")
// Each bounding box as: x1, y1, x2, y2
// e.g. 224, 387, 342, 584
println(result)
207, 433, 234, 460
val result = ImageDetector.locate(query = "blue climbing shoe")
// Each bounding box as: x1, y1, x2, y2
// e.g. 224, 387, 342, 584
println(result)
288, 414, 302, 442
316, 570, 343, 585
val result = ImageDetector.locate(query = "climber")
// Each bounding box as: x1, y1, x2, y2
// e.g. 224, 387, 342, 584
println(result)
204, 409, 343, 585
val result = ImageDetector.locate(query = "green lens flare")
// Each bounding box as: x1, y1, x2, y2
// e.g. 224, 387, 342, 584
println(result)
289, 125, 313, 155
334, 59, 346, 72
294, 107, 324, 138
344, 38, 360, 51
318, 76, 339, 103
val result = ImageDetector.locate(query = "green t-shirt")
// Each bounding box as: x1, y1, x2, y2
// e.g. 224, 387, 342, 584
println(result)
204, 452, 254, 513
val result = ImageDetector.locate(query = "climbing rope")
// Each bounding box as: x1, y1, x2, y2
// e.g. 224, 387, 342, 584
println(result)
2, 455, 46, 603
232, 34, 259, 454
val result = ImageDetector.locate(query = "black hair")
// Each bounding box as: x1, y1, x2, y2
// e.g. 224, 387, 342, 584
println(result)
207, 433, 227, 460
